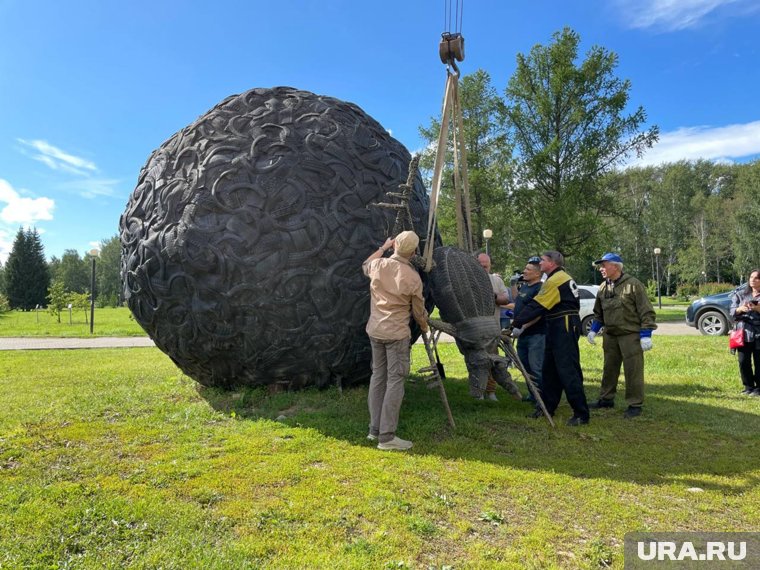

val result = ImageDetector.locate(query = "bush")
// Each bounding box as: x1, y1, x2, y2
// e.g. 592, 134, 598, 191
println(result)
646, 279, 658, 302
675, 283, 698, 301
698, 282, 736, 297
0, 293, 10, 313
97, 293, 120, 308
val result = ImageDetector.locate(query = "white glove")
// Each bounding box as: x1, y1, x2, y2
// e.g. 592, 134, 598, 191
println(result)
587, 331, 597, 345
511, 326, 524, 338
640, 337, 653, 351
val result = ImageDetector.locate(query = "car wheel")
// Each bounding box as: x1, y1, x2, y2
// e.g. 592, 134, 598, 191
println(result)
581, 316, 594, 335
697, 310, 728, 336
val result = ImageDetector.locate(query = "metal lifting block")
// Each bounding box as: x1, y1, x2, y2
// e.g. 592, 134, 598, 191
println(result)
439, 32, 465, 64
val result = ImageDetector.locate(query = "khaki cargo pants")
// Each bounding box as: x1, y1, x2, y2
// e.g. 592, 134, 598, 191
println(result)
368, 337, 411, 444
600, 332, 644, 407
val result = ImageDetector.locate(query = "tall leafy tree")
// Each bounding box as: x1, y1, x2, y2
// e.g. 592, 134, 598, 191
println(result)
732, 159, 760, 279
96, 235, 122, 306
5, 227, 50, 310
505, 27, 658, 259
54, 249, 90, 294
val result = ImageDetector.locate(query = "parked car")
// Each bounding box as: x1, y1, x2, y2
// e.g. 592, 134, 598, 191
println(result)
686, 288, 738, 336
578, 285, 599, 334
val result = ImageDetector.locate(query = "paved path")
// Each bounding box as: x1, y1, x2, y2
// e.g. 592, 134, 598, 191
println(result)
0, 337, 156, 350
0, 322, 699, 351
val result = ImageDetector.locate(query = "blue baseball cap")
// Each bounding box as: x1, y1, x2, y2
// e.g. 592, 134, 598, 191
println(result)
594, 252, 623, 264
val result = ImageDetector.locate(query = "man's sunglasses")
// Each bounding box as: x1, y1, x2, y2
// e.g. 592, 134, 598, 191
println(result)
528, 256, 541, 264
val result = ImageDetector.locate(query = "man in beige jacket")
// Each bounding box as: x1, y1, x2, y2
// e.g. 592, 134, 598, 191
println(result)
362, 231, 428, 451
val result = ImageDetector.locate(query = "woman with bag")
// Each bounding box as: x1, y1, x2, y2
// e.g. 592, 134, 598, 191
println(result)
730, 269, 760, 396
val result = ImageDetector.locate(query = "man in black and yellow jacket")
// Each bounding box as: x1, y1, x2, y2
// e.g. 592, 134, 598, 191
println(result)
511, 250, 590, 426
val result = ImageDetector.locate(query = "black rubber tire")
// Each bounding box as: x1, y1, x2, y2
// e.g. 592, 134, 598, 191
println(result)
581, 316, 595, 335
697, 310, 729, 336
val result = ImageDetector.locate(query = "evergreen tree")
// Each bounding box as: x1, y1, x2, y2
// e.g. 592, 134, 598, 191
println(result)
5, 227, 50, 310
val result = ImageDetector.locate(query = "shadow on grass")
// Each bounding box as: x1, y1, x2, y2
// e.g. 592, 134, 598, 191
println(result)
198, 371, 760, 495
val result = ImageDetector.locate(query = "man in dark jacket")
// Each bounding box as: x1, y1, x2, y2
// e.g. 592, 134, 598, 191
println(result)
586, 252, 657, 418
511, 251, 589, 426
513, 256, 546, 408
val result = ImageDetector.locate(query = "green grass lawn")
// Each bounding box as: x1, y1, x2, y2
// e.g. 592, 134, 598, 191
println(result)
0, 307, 145, 337
654, 306, 687, 323
1, 337, 758, 568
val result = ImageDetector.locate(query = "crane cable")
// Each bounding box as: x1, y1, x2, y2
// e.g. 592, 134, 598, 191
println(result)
422, 0, 472, 272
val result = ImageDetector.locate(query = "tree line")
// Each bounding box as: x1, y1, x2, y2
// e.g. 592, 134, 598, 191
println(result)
418, 27, 759, 293
0, 229, 122, 311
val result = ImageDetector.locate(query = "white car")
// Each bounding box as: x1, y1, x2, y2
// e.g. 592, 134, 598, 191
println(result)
577, 285, 599, 334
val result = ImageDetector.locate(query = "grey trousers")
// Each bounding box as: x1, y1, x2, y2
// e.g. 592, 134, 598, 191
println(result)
368, 337, 411, 443
600, 332, 645, 407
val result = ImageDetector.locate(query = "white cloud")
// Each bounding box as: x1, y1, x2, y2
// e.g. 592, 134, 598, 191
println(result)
15, 139, 123, 199
0, 179, 55, 263
628, 119, 760, 167
17, 138, 97, 176
615, 0, 757, 31
57, 178, 122, 199
0, 179, 55, 224
0, 229, 12, 265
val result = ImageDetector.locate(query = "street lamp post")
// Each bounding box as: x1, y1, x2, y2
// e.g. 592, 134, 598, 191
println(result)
483, 229, 492, 256
89, 249, 99, 334
653, 247, 662, 309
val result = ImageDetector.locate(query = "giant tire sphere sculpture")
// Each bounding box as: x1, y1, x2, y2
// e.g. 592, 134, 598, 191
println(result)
120, 87, 433, 389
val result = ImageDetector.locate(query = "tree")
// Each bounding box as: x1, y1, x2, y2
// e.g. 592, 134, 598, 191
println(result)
732, 159, 760, 279
0, 260, 5, 295
54, 249, 90, 294
5, 227, 50, 310
96, 235, 122, 306
47, 279, 68, 323
505, 28, 659, 259
418, 69, 516, 270
69, 291, 91, 323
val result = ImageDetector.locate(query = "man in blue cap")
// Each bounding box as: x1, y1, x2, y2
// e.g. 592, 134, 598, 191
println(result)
586, 252, 657, 418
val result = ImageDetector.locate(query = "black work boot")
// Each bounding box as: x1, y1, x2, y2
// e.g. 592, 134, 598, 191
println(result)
589, 399, 614, 409
624, 406, 642, 419
566, 415, 589, 426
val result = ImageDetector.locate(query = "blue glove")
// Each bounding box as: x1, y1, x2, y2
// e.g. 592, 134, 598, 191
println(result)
640, 329, 653, 351
590, 320, 603, 334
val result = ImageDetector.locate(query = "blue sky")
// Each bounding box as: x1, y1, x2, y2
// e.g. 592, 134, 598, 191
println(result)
1, 0, 759, 262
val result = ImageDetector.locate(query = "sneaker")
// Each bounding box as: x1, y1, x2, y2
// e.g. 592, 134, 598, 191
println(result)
522, 394, 536, 403
624, 406, 643, 419
589, 399, 614, 409
377, 437, 413, 451
486, 393, 498, 402
566, 415, 589, 426
741, 388, 754, 395
527, 409, 544, 419
750, 389, 760, 397
367, 433, 378, 441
